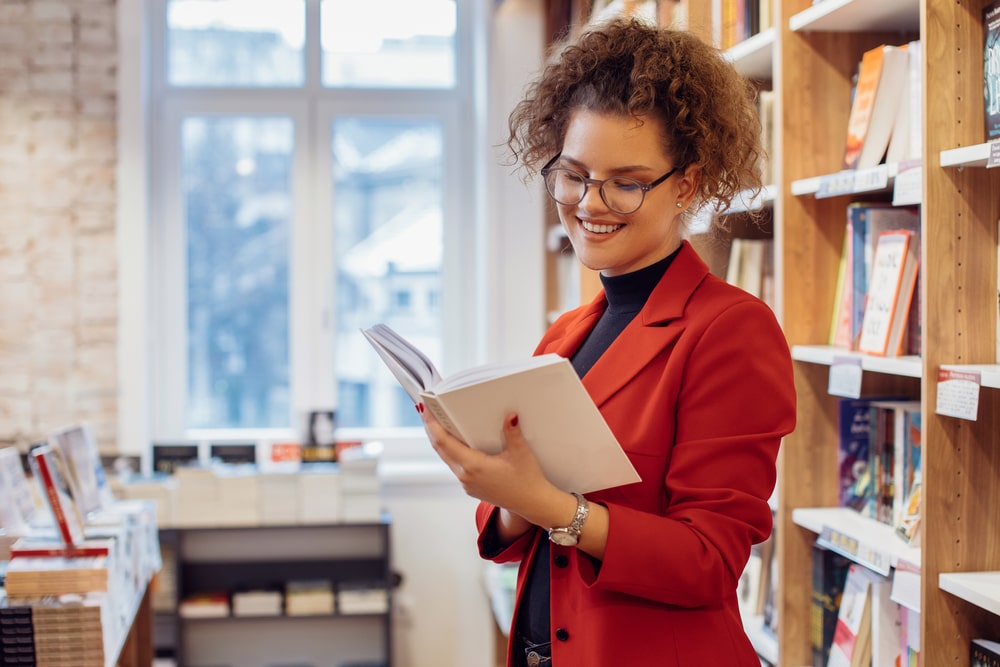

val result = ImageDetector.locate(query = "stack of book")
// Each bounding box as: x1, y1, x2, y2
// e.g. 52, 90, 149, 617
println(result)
0, 595, 35, 666
172, 466, 219, 527
285, 579, 335, 616
178, 592, 230, 619
231, 589, 283, 617
29, 594, 108, 667
4, 557, 111, 598
339, 456, 382, 523
337, 580, 389, 615
298, 464, 343, 524
257, 472, 300, 524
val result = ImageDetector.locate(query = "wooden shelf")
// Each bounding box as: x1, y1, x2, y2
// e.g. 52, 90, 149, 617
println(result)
726, 28, 776, 80
792, 507, 921, 572
788, 0, 919, 33
939, 571, 1000, 616
940, 142, 993, 168
791, 344, 923, 378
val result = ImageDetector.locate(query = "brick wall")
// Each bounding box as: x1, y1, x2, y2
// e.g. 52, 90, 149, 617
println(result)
0, 0, 119, 451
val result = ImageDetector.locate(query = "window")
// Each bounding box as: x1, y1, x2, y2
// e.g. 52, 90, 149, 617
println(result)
150, 0, 475, 441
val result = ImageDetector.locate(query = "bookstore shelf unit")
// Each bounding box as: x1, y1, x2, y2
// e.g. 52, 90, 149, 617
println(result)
775, 0, 1000, 666
156, 519, 393, 667
688, 0, 1000, 665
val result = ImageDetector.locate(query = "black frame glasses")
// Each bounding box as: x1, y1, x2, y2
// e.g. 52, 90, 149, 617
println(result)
539, 153, 681, 214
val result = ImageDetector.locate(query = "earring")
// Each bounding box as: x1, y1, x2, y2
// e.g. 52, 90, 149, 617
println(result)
675, 201, 683, 208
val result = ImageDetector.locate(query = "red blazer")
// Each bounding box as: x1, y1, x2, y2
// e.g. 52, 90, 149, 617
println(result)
477, 241, 796, 666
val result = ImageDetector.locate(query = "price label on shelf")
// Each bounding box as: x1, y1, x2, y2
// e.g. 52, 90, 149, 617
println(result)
852, 164, 890, 193
828, 355, 863, 398
988, 140, 1000, 168
817, 525, 891, 576
892, 160, 922, 206
935, 368, 981, 420
816, 171, 856, 198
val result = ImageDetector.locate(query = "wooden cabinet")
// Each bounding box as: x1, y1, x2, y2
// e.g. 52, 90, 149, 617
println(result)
690, 0, 1000, 664
155, 520, 393, 667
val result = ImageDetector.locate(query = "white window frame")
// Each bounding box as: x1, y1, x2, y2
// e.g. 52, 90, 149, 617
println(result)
117, 0, 549, 464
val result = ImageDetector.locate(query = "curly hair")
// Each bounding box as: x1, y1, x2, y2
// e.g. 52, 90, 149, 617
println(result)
507, 16, 764, 215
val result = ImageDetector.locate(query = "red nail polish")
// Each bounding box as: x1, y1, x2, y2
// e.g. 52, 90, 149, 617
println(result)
510, 415, 519, 427
416, 403, 424, 413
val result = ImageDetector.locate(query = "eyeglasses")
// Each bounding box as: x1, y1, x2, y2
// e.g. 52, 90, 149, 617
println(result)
539, 153, 681, 215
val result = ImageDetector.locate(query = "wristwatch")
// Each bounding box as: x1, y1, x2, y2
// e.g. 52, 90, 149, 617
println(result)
548, 492, 588, 546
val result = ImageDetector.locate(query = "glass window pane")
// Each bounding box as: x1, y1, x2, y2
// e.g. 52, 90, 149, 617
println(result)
167, 0, 305, 87
321, 0, 456, 89
183, 116, 293, 429
332, 118, 443, 428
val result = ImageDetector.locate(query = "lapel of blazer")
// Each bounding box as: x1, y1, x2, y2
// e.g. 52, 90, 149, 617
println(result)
576, 241, 711, 408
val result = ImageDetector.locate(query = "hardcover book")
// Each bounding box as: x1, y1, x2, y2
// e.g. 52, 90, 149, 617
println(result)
984, 1, 1000, 140
28, 444, 87, 546
361, 323, 641, 494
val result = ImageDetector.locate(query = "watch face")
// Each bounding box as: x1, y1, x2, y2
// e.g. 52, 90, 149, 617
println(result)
549, 529, 579, 547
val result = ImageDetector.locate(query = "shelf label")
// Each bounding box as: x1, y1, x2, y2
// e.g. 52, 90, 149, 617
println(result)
988, 140, 1000, 168
892, 160, 922, 206
935, 368, 981, 420
817, 525, 891, 576
816, 171, 857, 198
828, 355, 863, 398
852, 165, 890, 193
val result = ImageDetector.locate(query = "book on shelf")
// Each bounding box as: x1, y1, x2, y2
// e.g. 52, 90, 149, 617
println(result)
231, 588, 283, 617
844, 203, 921, 353
842, 44, 909, 171
0, 447, 38, 535
48, 424, 114, 519
973, 638, 1000, 667
866, 399, 921, 527
758, 89, 776, 185
9, 536, 114, 559
869, 571, 903, 667
811, 543, 851, 667
178, 591, 230, 618
361, 322, 641, 494
885, 41, 922, 166
4, 556, 110, 598
835, 396, 905, 513
829, 230, 853, 348
827, 564, 883, 667
857, 230, 920, 357
984, 1, 1000, 141
28, 444, 87, 546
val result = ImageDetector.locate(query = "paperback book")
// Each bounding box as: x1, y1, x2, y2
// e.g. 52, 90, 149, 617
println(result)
28, 444, 87, 546
361, 323, 641, 494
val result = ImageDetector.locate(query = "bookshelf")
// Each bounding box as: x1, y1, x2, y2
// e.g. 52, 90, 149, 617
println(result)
686, 0, 1000, 664
155, 520, 393, 667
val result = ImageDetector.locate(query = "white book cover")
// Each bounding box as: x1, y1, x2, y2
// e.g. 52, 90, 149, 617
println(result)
362, 323, 641, 494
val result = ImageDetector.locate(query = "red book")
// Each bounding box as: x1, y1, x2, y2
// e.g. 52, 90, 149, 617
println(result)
29, 444, 87, 546
10, 536, 113, 559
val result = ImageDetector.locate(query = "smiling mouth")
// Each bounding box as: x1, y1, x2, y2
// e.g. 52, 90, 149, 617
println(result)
581, 219, 623, 234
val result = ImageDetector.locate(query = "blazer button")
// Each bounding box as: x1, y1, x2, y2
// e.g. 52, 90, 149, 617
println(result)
555, 628, 569, 642
553, 555, 569, 568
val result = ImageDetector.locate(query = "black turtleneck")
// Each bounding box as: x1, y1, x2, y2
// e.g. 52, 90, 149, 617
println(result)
515, 245, 681, 646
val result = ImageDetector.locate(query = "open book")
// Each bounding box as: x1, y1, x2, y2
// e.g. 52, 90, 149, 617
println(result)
361, 323, 641, 494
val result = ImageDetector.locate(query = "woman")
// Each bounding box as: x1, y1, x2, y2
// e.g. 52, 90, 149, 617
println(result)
420, 16, 796, 666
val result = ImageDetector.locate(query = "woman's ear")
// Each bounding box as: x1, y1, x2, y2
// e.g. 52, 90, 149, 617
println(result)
675, 164, 701, 207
